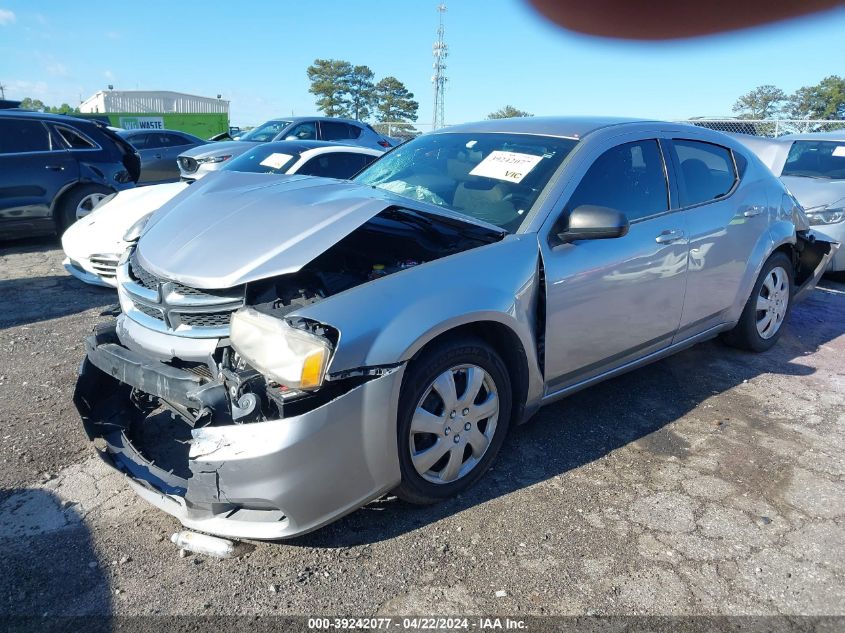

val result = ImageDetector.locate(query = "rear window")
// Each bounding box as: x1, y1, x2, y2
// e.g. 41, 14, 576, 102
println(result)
55, 125, 97, 150
782, 140, 845, 180
222, 146, 300, 174
672, 140, 737, 207
0, 118, 52, 153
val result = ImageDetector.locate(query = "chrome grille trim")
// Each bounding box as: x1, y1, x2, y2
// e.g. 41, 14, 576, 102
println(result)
117, 251, 244, 339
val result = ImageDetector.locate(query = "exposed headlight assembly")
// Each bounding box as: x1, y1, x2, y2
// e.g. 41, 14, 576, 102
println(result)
122, 213, 152, 242
805, 207, 845, 226
230, 308, 332, 391
196, 154, 232, 164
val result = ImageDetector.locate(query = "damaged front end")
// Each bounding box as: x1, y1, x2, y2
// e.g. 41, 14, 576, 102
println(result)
74, 194, 510, 539
74, 321, 407, 539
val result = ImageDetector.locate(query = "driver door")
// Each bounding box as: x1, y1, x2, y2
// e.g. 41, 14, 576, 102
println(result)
540, 137, 689, 393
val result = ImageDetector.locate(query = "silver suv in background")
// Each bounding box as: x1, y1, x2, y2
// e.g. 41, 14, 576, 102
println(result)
177, 116, 394, 181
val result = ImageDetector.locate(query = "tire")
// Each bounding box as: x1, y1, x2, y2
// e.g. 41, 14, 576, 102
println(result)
58, 184, 112, 232
394, 337, 512, 505
721, 252, 793, 352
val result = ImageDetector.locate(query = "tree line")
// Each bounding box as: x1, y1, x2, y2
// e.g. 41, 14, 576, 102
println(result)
306, 59, 419, 137
15, 97, 79, 114
733, 75, 845, 120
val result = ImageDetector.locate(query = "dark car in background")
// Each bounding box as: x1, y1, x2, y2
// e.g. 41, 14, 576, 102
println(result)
0, 110, 140, 239
117, 129, 205, 184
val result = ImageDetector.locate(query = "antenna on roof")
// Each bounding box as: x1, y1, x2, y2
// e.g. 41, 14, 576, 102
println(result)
432, 3, 448, 130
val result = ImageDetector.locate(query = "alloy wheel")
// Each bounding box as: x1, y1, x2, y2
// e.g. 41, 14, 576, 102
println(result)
409, 364, 499, 484
75, 193, 108, 220
756, 265, 789, 339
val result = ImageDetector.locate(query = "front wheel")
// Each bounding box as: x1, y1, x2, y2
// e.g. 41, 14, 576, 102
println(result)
721, 252, 793, 352
394, 338, 512, 505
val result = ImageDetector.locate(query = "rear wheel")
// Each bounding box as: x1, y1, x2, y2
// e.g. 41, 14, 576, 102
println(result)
721, 252, 793, 352
59, 184, 112, 232
394, 338, 512, 505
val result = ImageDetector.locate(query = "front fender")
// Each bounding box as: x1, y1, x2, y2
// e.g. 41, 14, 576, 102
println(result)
292, 235, 544, 401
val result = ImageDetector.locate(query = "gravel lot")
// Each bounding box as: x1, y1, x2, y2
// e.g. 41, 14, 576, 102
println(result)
1, 237, 844, 619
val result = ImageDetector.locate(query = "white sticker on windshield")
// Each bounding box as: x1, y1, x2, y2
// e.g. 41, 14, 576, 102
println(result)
469, 150, 543, 183
832, 146, 845, 157
259, 153, 293, 170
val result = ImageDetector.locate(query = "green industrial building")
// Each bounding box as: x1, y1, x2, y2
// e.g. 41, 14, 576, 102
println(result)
78, 89, 230, 139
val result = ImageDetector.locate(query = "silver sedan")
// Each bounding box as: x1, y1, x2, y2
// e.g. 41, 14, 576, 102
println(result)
75, 117, 837, 539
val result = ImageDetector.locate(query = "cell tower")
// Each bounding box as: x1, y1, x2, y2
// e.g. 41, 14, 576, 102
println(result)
431, 3, 448, 130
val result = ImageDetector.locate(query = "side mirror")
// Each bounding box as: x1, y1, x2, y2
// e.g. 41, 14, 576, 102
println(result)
556, 205, 629, 243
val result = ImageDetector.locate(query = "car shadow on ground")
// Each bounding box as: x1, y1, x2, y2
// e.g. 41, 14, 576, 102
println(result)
0, 489, 111, 631
290, 286, 845, 548
1, 235, 117, 329
0, 274, 116, 329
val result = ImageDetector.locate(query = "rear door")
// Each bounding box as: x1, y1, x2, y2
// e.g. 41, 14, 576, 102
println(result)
0, 117, 78, 237
665, 138, 766, 340
135, 133, 168, 183
541, 136, 689, 392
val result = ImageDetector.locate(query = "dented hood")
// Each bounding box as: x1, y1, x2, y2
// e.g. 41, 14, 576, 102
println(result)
136, 171, 411, 289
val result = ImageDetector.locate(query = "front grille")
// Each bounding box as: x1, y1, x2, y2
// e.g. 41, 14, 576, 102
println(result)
178, 156, 198, 173
135, 302, 164, 321
122, 249, 244, 336
129, 250, 159, 290
89, 254, 119, 278
178, 312, 232, 328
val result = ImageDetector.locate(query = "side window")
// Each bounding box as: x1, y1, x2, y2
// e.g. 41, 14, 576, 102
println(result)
347, 124, 362, 139
55, 125, 97, 150
0, 119, 52, 153
319, 121, 351, 141
286, 122, 317, 140
672, 140, 737, 207
162, 133, 192, 147
126, 134, 148, 149
567, 139, 669, 222
296, 153, 369, 179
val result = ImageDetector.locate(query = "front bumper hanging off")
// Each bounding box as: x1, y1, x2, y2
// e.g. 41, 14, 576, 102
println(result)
74, 323, 404, 540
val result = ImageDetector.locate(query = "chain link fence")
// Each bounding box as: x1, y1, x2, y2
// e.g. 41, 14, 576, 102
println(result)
679, 119, 845, 137
374, 119, 845, 140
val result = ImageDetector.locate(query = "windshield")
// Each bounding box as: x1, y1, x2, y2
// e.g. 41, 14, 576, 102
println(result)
782, 140, 845, 180
222, 146, 299, 174
239, 120, 293, 143
353, 132, 578, 231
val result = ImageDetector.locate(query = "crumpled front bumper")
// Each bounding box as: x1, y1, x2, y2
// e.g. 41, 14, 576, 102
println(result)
74, 326, 405, 540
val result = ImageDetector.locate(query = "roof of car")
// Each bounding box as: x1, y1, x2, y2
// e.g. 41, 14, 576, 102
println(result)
0, 109, 97, 125
438, 116, 657, 139
118, 128, 194, 136
265, 116, 369, 126
253, 140, 369, 152
779, 130, 845, 142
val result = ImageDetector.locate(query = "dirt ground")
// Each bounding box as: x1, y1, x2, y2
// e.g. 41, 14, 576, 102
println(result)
1, 237, 844, 621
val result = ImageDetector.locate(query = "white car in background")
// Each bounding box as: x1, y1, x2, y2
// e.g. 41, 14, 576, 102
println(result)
62, 142, 383, 287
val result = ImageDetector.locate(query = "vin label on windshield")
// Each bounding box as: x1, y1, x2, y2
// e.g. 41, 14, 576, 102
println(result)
469, 150, 543, 183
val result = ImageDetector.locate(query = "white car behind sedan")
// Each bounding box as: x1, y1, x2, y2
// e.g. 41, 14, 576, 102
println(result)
62, 142, 383, 287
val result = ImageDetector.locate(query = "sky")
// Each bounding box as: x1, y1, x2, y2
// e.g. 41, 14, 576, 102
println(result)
0, 0, 844, 128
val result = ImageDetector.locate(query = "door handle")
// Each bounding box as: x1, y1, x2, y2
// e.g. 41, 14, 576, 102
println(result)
743, 205, 765, 217
45, 165, 65, 171
655, 229, 685, 244
154, 154, 162, 159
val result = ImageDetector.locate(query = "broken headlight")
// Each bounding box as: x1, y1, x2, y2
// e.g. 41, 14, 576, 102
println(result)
230, 307, 331, 391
